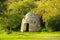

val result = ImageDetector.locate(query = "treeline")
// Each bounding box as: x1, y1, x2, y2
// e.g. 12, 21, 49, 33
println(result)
0, 0, 60, 33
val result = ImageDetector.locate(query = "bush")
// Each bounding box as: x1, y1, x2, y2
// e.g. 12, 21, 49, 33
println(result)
42, 28, 47, 32
43, 13, 60, 32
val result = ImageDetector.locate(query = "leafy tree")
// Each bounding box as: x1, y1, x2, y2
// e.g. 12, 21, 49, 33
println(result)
42, 0, 60, 32
6, 0, 37, 32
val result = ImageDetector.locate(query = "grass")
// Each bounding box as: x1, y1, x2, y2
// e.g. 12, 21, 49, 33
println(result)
0, 32, 60, 40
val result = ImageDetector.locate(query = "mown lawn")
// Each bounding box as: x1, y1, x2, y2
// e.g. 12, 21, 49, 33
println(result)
0, 32, 60, 40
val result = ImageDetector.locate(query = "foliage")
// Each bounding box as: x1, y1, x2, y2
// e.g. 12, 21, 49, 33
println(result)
45, 13, 60, 32
42, 0, 60, 32
0, 0, 60, 32
0, 0, 37, 32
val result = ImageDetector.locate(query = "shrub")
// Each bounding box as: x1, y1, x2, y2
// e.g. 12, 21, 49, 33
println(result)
43, 13, 60, 32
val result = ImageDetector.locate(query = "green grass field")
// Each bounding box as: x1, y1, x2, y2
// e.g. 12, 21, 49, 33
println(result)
0, 32, 60, 40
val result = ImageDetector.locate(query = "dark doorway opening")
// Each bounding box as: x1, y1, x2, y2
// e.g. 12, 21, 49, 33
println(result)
26, 23, 29, 32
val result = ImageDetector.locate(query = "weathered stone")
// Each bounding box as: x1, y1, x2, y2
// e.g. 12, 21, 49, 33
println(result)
21, 12, 41, 32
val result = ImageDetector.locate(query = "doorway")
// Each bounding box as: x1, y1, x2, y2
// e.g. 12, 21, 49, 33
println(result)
26, 23, 29, 32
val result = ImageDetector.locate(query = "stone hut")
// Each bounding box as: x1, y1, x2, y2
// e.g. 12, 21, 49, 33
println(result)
21, 12, 41, 32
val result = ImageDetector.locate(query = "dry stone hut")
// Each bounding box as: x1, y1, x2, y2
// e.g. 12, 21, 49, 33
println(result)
21, 12, 41, 32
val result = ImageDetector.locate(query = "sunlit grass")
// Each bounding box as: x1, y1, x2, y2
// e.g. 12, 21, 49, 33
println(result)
0, 32, 60, 40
